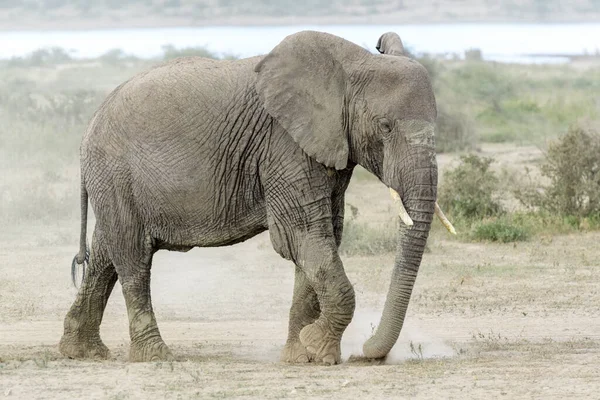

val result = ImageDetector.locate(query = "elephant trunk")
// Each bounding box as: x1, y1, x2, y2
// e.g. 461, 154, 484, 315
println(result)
363, 150, 436, 359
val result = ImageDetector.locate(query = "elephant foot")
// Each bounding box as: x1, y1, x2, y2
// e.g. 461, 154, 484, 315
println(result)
299, 319, 341, 365
59, 334, 111, 360
281, 340, 312, 363
129, 338, 174, 362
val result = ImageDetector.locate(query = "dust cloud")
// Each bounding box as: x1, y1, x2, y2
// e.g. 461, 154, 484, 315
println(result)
342, 310, 456, 364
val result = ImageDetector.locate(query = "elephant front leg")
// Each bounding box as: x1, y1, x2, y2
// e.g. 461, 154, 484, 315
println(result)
282, 266, 321, 363
297, 238, 355, 365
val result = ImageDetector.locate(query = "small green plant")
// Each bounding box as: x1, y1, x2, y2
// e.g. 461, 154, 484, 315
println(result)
471, 218, 530, 243
438, 154, 504, 220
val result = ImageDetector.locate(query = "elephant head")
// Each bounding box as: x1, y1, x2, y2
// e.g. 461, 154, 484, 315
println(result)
255, 31, 452, 359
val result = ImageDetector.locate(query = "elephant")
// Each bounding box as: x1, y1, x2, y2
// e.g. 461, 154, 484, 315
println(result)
59, 30, 454, 365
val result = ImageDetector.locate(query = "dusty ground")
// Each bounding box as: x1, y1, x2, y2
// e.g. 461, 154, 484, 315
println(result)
1, 145, 600, 399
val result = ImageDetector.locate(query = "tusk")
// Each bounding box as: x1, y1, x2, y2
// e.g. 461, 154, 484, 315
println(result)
389, 188, 414, 226
435, 202, 457, 235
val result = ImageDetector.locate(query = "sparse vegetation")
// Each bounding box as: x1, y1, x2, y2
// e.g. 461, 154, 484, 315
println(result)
437, 154, 533, 242
471, 218, 530, 242
515, 123, 600, 218
438, 124, 600, 243
434, 61, 599, 145
438, 155, 504, 221
339, 214, 397, 256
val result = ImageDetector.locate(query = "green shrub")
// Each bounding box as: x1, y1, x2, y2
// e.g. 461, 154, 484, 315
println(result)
515, 124, 600, 218
438, 154, 504, 220
471, 218, 530, 243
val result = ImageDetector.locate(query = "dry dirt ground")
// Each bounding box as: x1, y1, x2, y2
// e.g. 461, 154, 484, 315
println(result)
1, 145, 600, 399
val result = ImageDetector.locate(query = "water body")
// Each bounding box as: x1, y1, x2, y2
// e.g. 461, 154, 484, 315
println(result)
1, 23, 598, 64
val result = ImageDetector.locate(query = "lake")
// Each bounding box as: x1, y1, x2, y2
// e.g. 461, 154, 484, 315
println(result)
1, 23, 599, 64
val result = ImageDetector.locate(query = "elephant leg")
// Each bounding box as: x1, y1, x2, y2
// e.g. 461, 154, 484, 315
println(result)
281, 266, 321, 363
111, 232, 173, 363
59, 229, 117, 360
297, 236, 355, 365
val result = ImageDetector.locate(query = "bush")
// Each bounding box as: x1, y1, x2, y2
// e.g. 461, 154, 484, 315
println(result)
515, 124, 600, 217
471, 218, 529, 243
438, 154, 504, 220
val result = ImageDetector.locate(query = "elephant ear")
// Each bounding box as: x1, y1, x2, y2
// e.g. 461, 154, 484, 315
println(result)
255, 31, 349, 170
376, 32, 405, 56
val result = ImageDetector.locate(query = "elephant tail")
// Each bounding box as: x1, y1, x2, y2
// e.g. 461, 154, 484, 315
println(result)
71, 178, 89, 288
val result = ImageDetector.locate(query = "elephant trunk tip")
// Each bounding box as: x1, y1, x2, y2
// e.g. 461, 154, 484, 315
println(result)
362, 335, 391, 360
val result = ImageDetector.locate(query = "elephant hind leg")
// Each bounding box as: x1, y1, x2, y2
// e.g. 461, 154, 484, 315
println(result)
59, 228, 117, 360
281, 266, 321, 363
107, 219, 173, 363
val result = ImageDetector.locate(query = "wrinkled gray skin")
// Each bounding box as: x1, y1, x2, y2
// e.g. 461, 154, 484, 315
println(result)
59, 31, 437, 364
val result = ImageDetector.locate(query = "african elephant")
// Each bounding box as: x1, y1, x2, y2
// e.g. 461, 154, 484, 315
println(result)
59, 30, 453, 365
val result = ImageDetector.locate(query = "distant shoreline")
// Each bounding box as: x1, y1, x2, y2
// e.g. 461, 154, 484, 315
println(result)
1, 15, 598, 32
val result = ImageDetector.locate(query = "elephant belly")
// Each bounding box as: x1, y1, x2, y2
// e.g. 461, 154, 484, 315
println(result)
133, 167, 269, 249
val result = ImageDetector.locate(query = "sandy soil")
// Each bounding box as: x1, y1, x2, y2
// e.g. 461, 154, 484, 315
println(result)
1, 145, 600, 399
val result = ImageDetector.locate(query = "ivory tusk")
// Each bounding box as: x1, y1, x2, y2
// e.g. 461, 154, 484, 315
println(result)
389, 188, 414, 226
435, 202, 457, 235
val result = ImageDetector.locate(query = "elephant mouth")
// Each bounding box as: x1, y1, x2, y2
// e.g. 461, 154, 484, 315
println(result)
388, 187, 456, 235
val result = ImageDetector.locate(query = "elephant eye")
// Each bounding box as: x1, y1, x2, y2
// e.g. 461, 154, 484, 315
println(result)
378, 118, 392, 134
